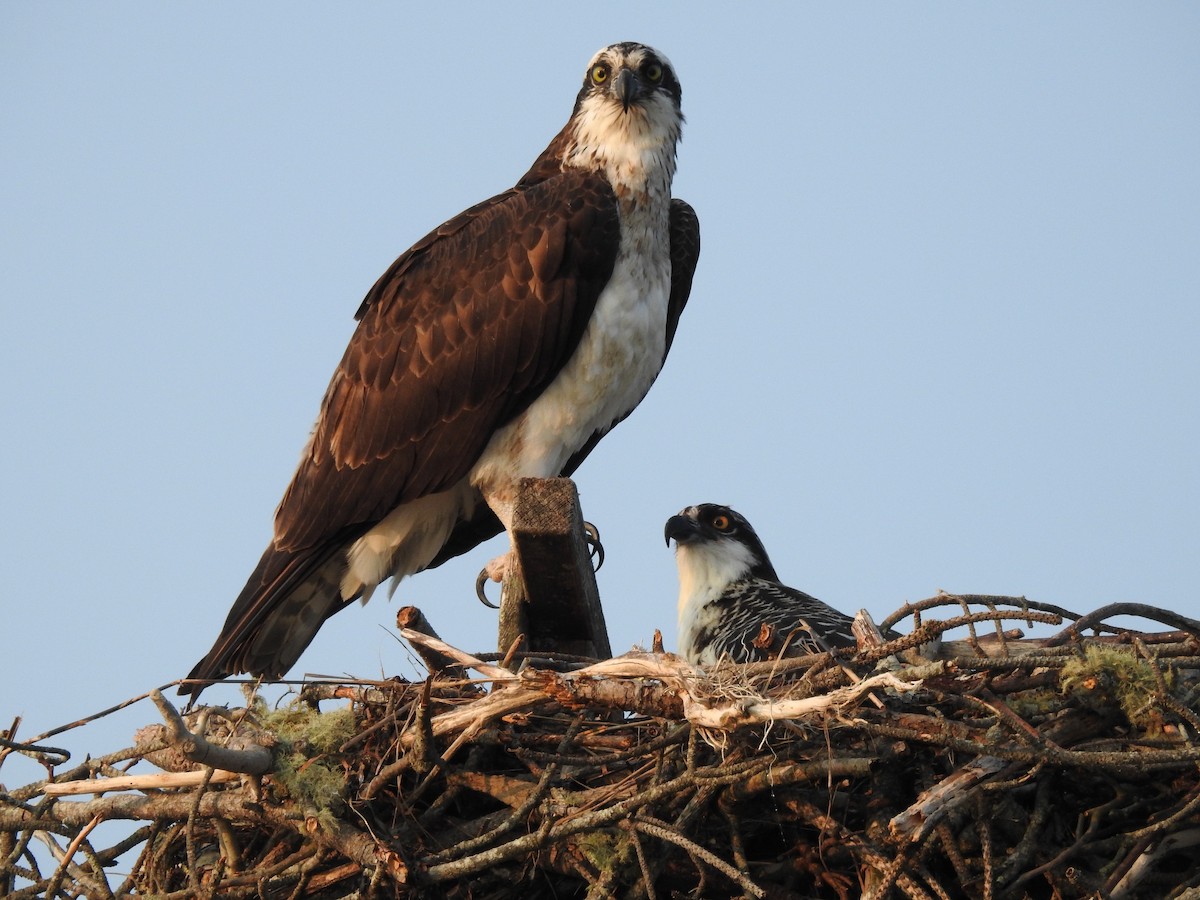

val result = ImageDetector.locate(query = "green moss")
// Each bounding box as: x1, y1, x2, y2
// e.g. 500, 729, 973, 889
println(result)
576, 829, 621, 871
1005, 689, 1060, 721
260, 704, 357, 752
258, 704, 359, 830
1060, 645, 1171, 730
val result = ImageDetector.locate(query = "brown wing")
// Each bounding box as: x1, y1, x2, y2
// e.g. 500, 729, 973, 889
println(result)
276, 170, 621, 550
663, 199, 700, 358
181, 171, 621, 694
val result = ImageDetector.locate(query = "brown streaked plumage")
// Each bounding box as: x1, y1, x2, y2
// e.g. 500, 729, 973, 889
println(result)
182, 42, 699, 695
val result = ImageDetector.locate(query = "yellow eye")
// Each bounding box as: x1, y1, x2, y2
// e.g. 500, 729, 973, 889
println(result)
644, 62, 663, 83
591, 64, 608, 85
711, 514, 731, 531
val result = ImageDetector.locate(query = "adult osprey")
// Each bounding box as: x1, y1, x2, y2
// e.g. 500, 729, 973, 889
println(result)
665, 504, 858, 665
182, 42, 699, 696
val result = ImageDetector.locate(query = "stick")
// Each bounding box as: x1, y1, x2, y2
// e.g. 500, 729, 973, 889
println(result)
43, 769, 243, 797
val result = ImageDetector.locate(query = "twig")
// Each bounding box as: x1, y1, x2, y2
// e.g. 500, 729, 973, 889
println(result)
632, 815, 765, 898
24, 684, 180, 745
149, 690, 272, 776
429, 718, 583, 864
977, 796, 994, 900
398, 628, 515, 681
629, 824, 658, 900
1109, 827, 1200, 900
878, 593, 1082, 632
40, 816, 109, 900
42, 769, 242, 797
419, 760, 757, 884
1046, 602, 1200, 645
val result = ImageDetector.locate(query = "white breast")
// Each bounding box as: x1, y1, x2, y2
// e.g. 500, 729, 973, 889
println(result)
524, 254, 667, 463
469, 198, 672, 497
675, 540, 757, 662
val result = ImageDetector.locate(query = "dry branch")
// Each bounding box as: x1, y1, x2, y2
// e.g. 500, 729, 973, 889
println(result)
41, 769, 242, 797
148, 689, 272, 776
5, 594, 1200, 898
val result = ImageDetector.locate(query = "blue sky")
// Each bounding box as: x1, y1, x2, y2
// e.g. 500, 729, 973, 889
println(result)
2, 4, 1198, 793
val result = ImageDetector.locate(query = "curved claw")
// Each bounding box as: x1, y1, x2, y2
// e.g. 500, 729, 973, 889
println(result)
475, 567, 500, 609
583, 521, 605, 572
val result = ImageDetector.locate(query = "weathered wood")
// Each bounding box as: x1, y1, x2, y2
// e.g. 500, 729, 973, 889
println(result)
42, 769, 243, 797
397, 606, 467, 677
497, 477, 611, 660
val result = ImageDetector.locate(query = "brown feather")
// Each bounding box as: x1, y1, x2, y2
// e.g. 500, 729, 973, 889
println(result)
275, 173, 620, 552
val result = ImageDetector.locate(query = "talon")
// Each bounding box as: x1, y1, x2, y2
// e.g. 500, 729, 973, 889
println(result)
475, 567, 500, 609
583, 521, 605, 571
475, 553, 511, 608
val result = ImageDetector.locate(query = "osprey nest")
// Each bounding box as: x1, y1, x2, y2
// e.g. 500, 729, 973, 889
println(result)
5, 595, 1200, 899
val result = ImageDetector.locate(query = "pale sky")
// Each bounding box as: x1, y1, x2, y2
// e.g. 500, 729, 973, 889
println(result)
2, 4, 1198, 792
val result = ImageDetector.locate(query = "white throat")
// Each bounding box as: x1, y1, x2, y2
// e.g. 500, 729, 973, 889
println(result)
564, 93, 680, 203
675, 540, 757, 653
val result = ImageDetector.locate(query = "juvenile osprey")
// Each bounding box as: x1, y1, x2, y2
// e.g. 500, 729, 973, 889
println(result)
665, 504, 856, 666
182, 42, 699, 696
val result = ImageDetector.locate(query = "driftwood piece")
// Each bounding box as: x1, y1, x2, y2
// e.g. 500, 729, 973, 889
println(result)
497, 477, 611, 659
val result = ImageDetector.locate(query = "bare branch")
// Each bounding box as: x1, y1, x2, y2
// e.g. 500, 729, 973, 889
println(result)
42, 770, 242, 797
148, 690, 272, 776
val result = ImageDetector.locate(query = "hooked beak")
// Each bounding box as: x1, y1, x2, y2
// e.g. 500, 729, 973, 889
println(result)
614, 68, 642, 112
664, 514, 701, 546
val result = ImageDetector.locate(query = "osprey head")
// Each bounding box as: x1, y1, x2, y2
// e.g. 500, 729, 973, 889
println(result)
576, 42, 682, 115
564, 42, 684, 180
665, 503, 780, 590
